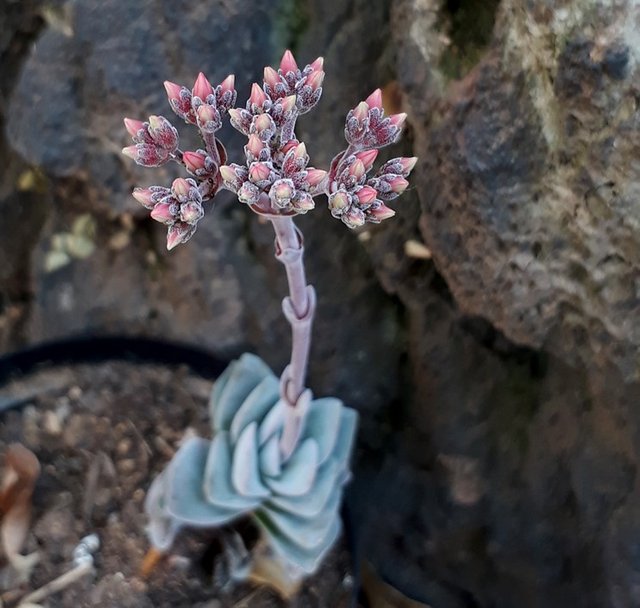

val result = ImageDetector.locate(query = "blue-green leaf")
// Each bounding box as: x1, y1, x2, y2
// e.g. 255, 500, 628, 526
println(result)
212, 354, 273, 432
265, 438, 318, 497
232, 422, 270, 498
204, 432, 261, 511
166, 437, 239, 525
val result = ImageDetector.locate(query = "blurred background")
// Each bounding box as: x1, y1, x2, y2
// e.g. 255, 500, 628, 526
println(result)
1, 0, 640, 606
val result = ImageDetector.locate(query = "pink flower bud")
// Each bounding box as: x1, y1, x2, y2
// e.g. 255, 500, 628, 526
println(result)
166, 222, 195, 250
238, 181, 260, 205
253, 113, 274, 135
280, 49, 298, 74
163, 80, 183, 104
306, 70, 324, 91
132, 187, 156, 209
400, 157, 418, 174
124, 117, 144, 139
269, 178, 295, 208
219, 74, 235, 94
386, 156, 419, 176
355, 149, 378, 171
219, 165, 239, 186
293, 192, 315, 212
193, 72, 214, 100
246, 134, 264, 159
355, 185, 377, 205
388, 176, 409, 193
365, 89, 383, 109
309, 57, 324, 72
280, 140, 298, 155
183, 150, 207, 173
389, 113, 407, 128
348, 159, 366, 179
249, 83, 268, 107
164, 81, 194, 123
249, 162, 272, 184
148, 115, 178, 150
329, 190, 350, 212
369, 203, 395, 221
122, 144, 168, 167
294, 142, 307, 159
229, 108, 251, 135
344, 206, 366, 228
305, 168, 327, 187
196, 104, 220, 131
171, 178, 191, 199
180, 201, 204, 224
151, 202, 176, 224
121, 145, 138, 160
280, 94, 297, 114
353, 101, 369, 122
263, 66, 280, 90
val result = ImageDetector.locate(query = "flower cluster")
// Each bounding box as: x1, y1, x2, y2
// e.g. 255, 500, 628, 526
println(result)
164, 72, 236, 131
219, 52, 326, 216
122, 50, 416, 244
123, 72, 235, 248
132, 178, 205, 250
219, 137, 326, 216
326, 89, 416, 228
122, 115, 178, 167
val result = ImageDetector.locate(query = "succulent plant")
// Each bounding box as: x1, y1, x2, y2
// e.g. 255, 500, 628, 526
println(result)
123, 50, 414, 592
145, 353, 358, 575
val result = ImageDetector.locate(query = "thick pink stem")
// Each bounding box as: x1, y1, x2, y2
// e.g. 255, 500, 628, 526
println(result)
270, 215, 316, 459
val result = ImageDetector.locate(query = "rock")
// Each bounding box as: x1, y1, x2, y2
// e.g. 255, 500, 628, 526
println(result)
356, 0, 640, 605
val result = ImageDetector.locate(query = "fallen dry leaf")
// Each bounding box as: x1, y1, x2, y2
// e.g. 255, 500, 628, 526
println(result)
140, 547, 165, 578
0, 444, 41, 587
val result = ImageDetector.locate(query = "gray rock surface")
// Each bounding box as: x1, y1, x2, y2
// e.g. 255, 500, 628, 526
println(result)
2, 0, 640, 607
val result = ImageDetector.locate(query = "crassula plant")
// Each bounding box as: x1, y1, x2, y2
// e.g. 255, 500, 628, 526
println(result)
122, 50, 415, 591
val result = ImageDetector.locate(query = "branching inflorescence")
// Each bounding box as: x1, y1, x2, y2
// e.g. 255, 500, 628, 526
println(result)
122, 50, 415, 587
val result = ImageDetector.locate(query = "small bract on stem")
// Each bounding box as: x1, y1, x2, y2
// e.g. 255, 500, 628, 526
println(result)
122, 49, 416, 586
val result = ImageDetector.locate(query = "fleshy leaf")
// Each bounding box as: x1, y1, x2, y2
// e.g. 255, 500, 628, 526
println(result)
267, 458, 340, 518
328, 409, 358, 470
254, 511, 341, 574
259, 501, 337, 550
204, 432, 262, 511
230, 376, 280, 443
258, 399, 285, 446
145, 470, 182, 551
212, 354, 273, 432
265, 438, 318, 497
232, 423, 270, 498
259, 434, 282, 478
302, 398, 343, 465
167, 437, 239, 525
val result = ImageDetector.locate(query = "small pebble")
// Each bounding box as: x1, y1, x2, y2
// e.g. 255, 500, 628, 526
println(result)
168, 555, 191, 571
44, 410, 62, 435
68, 385, 83, 400
117, 438, 133, 455
118, 458, 136, 474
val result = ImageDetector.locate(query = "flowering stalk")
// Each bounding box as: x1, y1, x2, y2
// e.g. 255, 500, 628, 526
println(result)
122, 50, 415, 459
270, 214, 316, 458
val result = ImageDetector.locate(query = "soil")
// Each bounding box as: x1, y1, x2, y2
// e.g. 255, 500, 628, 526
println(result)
0, 361, 353, 607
